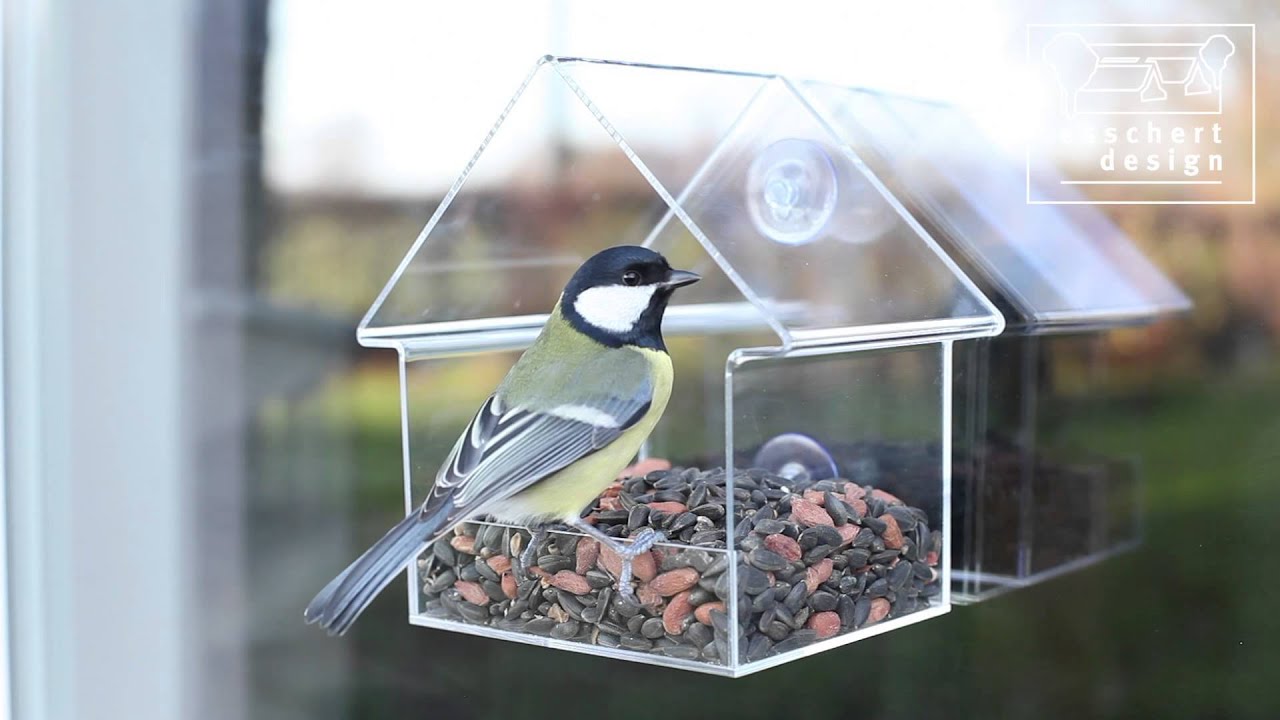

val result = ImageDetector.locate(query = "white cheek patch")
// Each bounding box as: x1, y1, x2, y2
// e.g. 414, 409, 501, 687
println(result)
573, 284, 657, 333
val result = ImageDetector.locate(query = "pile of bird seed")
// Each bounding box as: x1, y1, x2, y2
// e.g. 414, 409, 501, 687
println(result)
419, 464, 941, 665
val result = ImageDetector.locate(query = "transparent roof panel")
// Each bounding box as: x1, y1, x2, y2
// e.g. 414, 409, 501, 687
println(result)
359, 61, 769, 351
361, 58, 1004, 352
803, 83, 1191, 330
552, 60, 770, 201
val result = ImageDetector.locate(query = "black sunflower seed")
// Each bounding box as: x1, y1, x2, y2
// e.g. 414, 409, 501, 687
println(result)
741, 566, 772, 595
748, 548, 791, 572
585, 570, 613, 589
752, 518, 788, 535
551, 621, 581, 640
861, 516, 888, 535
669, 513, 698, 533
537, 554, 572, 574
475, 558, 500, 583
627, 505, 650, 531
432, 541, 457, 566
764, 621, 792, 642
581, 603, 605, 624
522, 617, 557, 635
654, 474, 688, 490
619, 634, 653, 651
658, 645, 701, 660
789, 607, 811, 631
799, 525, 843, 550
746, 634, 774, 662
771, 629, 818, 654
688, 484, 710, 508
641, 617, 666, 639
867, 578, 891, 598
783, 581, 808, 612
808, 590, 838, 612
690, 530, 726, 546
751, 590, 777, 612
902, 540, 919, 562
853, 596, 872, 628
871, 549, 901, 564
886, 506, 918, 531
482, 581, 506, 602
426, 569, 457, 595
457, 602, 490, 623
692, 503, 726, 520
686, 622, 712, 648
889, 562, 913, 591
557, 534, 580, 556
837, 594, 858, 628
478, 523, 504, 551
652, 490, 687, 503
824, 492, 852, 525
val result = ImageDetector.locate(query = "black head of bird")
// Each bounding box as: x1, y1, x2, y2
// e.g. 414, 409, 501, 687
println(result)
559, 245, 701, 350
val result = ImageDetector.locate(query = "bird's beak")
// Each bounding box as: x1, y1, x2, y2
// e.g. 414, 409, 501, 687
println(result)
660, 269, 701, 289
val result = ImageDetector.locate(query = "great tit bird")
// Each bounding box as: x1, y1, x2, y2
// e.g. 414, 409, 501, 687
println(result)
305, 245, 700, 635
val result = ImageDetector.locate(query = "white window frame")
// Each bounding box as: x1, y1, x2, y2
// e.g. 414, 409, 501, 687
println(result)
4, 1, 195, 718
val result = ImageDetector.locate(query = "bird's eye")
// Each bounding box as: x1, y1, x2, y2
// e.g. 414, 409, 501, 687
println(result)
622, 270, 641, 286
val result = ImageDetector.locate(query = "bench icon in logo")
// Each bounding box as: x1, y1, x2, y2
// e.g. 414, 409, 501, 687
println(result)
1044, 32, 1235, 116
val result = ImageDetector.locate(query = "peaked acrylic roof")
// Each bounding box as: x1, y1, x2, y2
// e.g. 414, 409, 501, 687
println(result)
801, 83, 1192, 333
359, 57, 1004, 354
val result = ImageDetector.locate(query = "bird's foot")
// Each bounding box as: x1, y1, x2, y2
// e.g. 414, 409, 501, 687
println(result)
568, 518, 665, 600
514, 528, 548, 594
613, 528, 666, 600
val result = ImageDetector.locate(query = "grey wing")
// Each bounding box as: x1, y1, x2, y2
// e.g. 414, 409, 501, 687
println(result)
415, 384, 652, 534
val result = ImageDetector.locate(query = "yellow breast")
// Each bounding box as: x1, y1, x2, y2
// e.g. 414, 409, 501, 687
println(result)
498, 347, 673, 523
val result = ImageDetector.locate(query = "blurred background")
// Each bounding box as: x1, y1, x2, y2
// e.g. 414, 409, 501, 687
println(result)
4, 0, 1278, 718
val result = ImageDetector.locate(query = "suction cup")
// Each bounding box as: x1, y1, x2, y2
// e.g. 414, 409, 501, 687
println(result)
746, 139, 838, 246
752, 433, 839, 484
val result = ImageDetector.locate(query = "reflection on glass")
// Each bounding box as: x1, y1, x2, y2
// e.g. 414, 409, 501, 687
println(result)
952, 334, 1145, 602
801, 83, 1192, 330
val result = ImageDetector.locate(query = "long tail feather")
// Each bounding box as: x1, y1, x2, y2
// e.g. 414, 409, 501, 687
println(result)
304, 510, 446, 635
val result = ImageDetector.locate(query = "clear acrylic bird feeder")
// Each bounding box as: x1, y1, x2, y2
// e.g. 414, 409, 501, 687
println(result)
358, 57, 1004, 675
801, 85, 1191, 603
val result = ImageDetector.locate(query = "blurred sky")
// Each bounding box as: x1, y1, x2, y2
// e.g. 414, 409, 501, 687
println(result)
262, 0, 1265, 196
263, 0, 1036, 194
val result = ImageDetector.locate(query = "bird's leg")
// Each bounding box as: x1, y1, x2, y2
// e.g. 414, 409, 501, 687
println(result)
567, 517, 665, 599
517, 528, 548, 583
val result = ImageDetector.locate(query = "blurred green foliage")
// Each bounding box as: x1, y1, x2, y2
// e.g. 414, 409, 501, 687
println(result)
288, 365, 1278, 720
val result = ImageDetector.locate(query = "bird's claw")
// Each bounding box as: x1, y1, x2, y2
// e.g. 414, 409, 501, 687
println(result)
626, 528, 665, 555
515, 528, 548, 583
615, 529, 665, 597
566, 517, 667, 598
